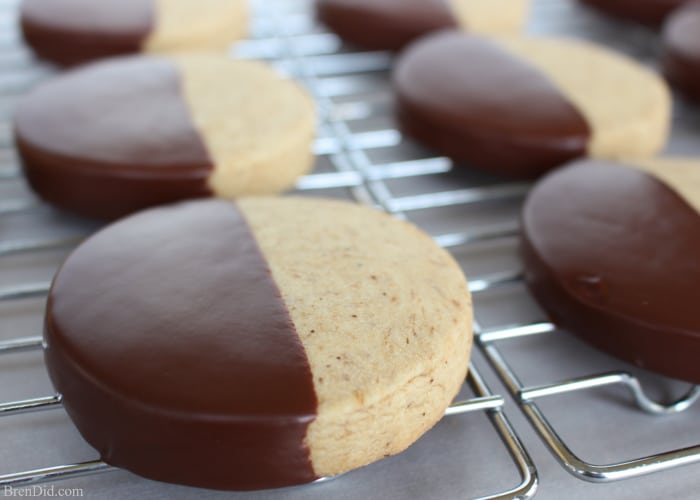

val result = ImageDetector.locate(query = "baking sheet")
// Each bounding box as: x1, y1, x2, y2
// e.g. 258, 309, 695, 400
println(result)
2, 0, 700, 498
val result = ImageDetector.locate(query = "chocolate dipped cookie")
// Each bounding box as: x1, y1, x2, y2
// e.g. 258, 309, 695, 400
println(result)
44, 197, 473, 490
579, 0, 689, 27
21, 0, 248, 66
316, 0, 529, 51
521, 158, 700, 383
662, 2, 700, 103
393, 32, 671, 178
14, 54, 316, 220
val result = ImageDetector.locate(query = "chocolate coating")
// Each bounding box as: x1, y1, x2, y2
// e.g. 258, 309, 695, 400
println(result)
14, 56, 214, 220
393, 31, 590, 178
45, 199, 318, 490
662, 2, 700, 103
579, 0, 689, 27
20, 0, 153, 66
521, 159, 700, 383
316, 0, 457, 51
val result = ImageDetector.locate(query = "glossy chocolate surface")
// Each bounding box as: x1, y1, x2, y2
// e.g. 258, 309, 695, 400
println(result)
579, 0, 689, 27
393, 31, 590, 178
14, 56, 213, 220
662, 2, 700, 103
21, 0, 153, 66
521, 159, 700, 383
316, 0, 457, 51
44, 200, 318, 489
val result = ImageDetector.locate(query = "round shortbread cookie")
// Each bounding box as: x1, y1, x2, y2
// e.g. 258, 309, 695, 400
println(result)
521, 158, 700, 383
14, 54, 316, 220
662, 2, 700, 103
20, 0, 247, 66
579, 0, 690, 27
316, 0, 529, 51
44, 197, 473, 490
393, 31, 670, 178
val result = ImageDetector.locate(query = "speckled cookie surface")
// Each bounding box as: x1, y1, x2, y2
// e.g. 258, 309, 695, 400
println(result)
316, 0, 529, 51
521, 158, 700, 383
44, 196, 473, 490
20, 0, 248, 66
14, 54, 316, 219
393, 31, 670, 177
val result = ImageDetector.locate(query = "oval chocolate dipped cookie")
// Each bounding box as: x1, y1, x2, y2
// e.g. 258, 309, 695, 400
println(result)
20, 0, 248, 66
44, 197, 473, 490
662, 2, 700, 103
14, 54, 316, 220
316, 0, 529, 51
579, 0, 689, 27
393, 31, 671, 178
521, 158, 700, 383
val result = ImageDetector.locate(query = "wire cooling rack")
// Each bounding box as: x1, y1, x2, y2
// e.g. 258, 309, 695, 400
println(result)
240, 1, 700, 491
0, 0, 537, 499
2, 0, 700, 498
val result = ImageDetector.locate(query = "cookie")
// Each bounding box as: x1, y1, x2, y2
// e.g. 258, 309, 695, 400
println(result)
20, 0, 248, 66
393, 31, 671, 178
316, 0, 529, 51
579, 0, 689, 27
662, 2, 700, 103
521, 158, 700, 383
44, 197, 473, 490
14, 54, 316, 220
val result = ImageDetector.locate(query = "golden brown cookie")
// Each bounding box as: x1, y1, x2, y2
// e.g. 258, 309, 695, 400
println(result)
579, 0, 689, 27
522, 157, 700, 383
394, 32, 671, 177
44, 197, 473, 490
661, 2, 700, 103
20, 0, 248, 66
14, 54, 316, 219
316, 0, 529, 51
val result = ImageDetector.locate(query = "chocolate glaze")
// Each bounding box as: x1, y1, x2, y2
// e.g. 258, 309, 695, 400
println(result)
579, 0, 689, 27
393, 31, 591, 178
14, 56, 214, 220
521, 159, 700, 383
44, 199, 318, 490
21, 0, 153, 66
662, 2, 700, 103
316, 0, 457, 51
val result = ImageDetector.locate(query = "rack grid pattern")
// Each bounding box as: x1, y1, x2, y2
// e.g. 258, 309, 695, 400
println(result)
0, 0, 537, 498
2, 0, 700, 497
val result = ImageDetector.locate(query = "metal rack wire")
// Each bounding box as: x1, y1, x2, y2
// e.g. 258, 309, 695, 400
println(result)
0, 0, 537, 498
241, 0, 700, 489
0, 360, 535, 499
478, 321, 700, 482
